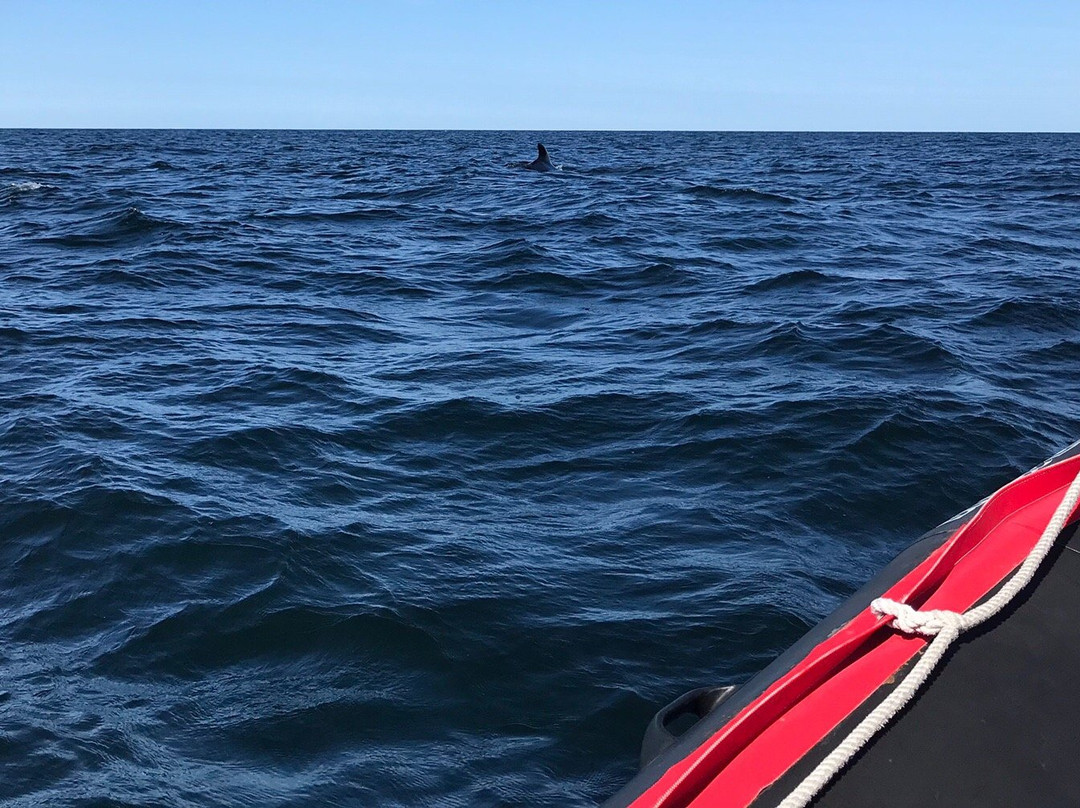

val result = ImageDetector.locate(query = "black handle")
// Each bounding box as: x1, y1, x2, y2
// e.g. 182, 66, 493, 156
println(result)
640, 685, 738, 769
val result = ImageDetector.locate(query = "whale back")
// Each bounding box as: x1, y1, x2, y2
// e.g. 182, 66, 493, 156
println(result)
526, 142, 554, 172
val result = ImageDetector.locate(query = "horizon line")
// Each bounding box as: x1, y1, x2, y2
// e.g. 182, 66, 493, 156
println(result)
2, 127, 1079, 135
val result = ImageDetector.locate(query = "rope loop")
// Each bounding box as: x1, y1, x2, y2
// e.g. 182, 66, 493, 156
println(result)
871, 597, 963, 637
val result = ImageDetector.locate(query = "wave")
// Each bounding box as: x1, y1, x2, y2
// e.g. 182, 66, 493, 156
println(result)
255, 207, 410, 223
967, 297, 1076, 331
751, 321, 961, 371
471, 237, 553, 269
964, 235, 1080, 257
182, 423, 350, 475
599, 262, 701, 290
475, 261, 702, 295
192, 366, 355, 407
743, 268, 834, 292
684, 184, 797, 205
702, 234, 801, 252
1, 180, 59, 202
369, 392, 694, 456
302, 267, 438, 298
38, 206, 182, 248
1019, 338, 1080, 364
609, 316, 750, 345
97, 603, 451, 679
6, 181, 52, 192
332, 184, 443, 202
480, 268, 590, 293
554, 211, 622, 228
0, 325, 31, 345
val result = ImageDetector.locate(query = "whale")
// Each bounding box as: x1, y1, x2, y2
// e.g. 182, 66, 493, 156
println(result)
525, 143, 554, 172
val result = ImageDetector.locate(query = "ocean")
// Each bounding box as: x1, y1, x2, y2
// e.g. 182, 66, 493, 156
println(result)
1, 129, 1078, 806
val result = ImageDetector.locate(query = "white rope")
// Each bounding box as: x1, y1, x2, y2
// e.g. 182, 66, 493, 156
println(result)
775, 463, 1080, 808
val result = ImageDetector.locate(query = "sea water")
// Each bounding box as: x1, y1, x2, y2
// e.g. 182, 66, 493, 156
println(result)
1, 130, 1078, 806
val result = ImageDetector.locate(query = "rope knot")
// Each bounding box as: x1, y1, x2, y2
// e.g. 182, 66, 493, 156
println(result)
871, 598, 963, 636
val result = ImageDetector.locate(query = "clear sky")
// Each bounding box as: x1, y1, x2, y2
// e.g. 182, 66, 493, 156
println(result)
2, 0, 1078, 130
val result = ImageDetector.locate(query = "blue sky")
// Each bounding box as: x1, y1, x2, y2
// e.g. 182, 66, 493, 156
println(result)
2, 1, 1078, 130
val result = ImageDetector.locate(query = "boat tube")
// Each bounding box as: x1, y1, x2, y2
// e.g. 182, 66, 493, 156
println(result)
604, 441, 1080, 808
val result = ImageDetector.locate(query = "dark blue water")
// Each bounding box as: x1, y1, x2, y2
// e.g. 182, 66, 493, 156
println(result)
1, 130, 1078, 807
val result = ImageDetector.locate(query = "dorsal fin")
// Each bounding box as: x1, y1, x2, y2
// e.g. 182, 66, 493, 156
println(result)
537, 143, 549, 161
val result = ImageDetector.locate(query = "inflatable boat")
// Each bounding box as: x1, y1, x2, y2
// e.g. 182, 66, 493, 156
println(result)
605, 441, 1080, 808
